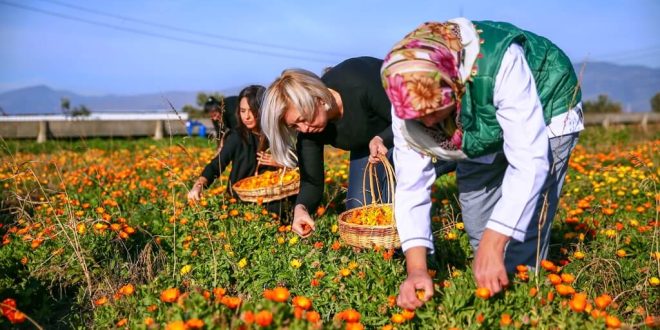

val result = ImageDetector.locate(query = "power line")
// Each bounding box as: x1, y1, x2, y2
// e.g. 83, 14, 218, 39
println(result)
0, 0, 339, 64
36, 0, 353, 59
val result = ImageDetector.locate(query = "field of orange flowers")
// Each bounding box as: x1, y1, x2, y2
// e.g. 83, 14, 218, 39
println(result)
0, 126, 658, 329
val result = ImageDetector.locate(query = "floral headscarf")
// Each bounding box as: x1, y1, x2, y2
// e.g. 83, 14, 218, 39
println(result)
381, 22, 466, 150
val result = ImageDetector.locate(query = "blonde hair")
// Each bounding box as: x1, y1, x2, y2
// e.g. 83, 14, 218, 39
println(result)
261, 68, 334, 168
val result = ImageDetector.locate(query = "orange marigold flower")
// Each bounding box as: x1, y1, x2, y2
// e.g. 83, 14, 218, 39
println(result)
387, 295, 397, 307
220, 296, 242, 309
591, 309, 608, 319
561, 273, 575, 284
345, 322, 364, 330
119, 284, 135, 296
500, 313, 512, 326
165, 320, 186, 330
7, 310, 26, 324
294, 306, 304, 319
241, 311, 255, 324
547, 274, 562, 285
94, 296, 108, 306
569, 293, 588, 313
185, 318, 204, 329
255, 310, 273, 327
316, 206, 326, 217
529, 287, 538, 297
475, 287, 491, 299
645, 315, 659, 328
595, 294, 613, 310
270, 287, 290, 303
391, 313, 405, 324
605, 315, 621, 328
306, 311, 321, 323
160, 288, 180, 303
541, 260, 557, 272
555, 284, 575, 296
401, 309, 415, 320
292, 296, 313, 310
340, 268, 351, 277
516, 271, 529, 281
338, 309, 361, 323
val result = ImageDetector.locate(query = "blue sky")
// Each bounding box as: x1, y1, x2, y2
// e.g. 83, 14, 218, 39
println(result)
1, 0, 658, 95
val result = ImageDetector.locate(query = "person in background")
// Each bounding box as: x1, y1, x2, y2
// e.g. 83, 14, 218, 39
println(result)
204, 95, 238, 149
189, 85, 292, 219
381, 19, 583, 309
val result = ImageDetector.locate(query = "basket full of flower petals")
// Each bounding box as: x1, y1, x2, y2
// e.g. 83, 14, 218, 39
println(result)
232, 168, 300, 203
338, 155, 399, 249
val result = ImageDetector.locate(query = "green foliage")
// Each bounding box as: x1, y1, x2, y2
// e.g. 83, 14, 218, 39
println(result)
70, 105, 91, 117
0, 129, 658, 329
651, 92, 660, 113
583, 94, 622, 113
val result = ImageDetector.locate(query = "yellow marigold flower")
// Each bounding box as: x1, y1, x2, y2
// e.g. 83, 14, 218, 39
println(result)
237, 258, 247, 269
290, 259, 301, 269
180, 264, 192, 275
604, 229, 617, 238
77, 223, 86, 234
649, 277, 660, 287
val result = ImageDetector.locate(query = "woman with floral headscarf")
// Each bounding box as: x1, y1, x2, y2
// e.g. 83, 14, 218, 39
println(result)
382, 18, 583, 309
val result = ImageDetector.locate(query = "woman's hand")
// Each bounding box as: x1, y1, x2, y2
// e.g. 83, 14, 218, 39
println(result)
368, 136, 387, 164
292, 204, 315, 237
187, 178, 208, 201
473, 229, 510, 295
397, 247, 434, 310
397, 270, 434, 310
257, 151, 282, 167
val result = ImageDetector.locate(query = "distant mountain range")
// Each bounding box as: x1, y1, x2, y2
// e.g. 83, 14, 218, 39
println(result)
0, 85, 243, 115
1, 62, 658, 115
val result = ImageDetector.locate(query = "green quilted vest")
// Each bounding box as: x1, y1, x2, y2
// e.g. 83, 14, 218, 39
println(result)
460, 20, 581, 158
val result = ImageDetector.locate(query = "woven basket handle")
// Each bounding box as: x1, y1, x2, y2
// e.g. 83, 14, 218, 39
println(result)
361, 154, 396, 206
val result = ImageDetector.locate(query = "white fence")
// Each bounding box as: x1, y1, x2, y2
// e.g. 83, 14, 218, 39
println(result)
0, 112, 658, 143
0, 113, 194, 142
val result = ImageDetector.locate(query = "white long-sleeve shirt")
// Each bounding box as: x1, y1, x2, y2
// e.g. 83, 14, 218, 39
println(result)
393, 43, 584, 253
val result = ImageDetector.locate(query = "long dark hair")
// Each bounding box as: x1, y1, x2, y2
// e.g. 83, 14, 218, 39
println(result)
235, 85, 267, 150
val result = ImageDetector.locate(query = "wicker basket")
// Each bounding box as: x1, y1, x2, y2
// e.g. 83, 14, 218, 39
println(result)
338, 155, 400, 249
232, 168, 300, 203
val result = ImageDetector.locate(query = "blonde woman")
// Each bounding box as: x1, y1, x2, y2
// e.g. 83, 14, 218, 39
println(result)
261, 57, 395, 238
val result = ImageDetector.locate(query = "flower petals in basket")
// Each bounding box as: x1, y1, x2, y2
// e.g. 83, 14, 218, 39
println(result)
232, 168, 300, 203
338, 155, 400, 249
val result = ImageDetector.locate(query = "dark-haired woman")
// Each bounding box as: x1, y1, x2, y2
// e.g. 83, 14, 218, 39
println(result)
188, 85, 291, 218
